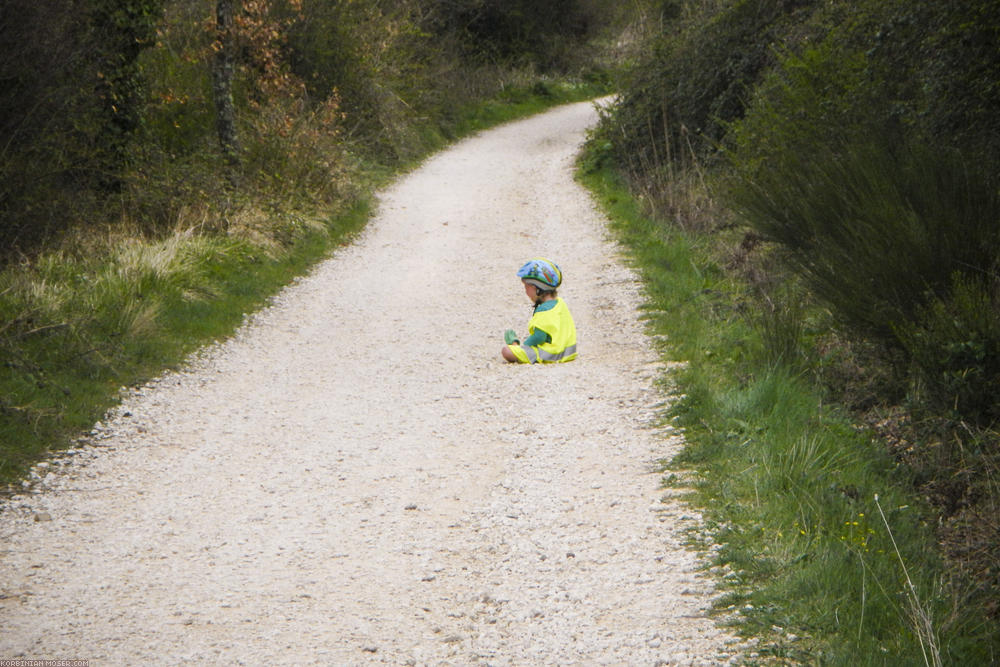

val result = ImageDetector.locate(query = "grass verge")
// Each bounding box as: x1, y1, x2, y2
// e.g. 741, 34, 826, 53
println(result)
0, 201, 370, 485
0, 80, 608, 490
576, 161, 998, 665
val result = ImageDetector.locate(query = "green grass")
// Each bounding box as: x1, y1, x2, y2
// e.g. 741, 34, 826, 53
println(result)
0, 81, 612, 489
576, 161, 999, 665
0, 201, 370, 483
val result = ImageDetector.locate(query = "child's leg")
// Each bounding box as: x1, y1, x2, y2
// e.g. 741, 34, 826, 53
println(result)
501, 344, 533, 363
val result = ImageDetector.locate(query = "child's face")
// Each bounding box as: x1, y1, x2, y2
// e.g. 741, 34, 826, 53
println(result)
523, 281, 539, 302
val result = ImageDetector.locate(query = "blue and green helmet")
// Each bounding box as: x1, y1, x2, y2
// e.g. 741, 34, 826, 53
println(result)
517, 258, 563, 291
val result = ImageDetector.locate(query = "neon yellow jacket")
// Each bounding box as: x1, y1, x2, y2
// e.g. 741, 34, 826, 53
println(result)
521, 298, 577, 363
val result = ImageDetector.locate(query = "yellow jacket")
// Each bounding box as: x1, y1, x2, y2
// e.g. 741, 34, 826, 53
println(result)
519, 298, 577, 363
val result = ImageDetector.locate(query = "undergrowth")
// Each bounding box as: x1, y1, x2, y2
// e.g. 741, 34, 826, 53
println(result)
576, 160, 999, 664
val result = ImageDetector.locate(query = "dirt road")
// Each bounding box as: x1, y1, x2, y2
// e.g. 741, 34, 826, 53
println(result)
0, 101, 739, 665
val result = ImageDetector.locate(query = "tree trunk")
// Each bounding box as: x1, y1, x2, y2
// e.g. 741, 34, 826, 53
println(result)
212, 0, 240, 171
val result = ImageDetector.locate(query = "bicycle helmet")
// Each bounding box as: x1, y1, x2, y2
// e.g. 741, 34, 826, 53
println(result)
517, 258, 563, 292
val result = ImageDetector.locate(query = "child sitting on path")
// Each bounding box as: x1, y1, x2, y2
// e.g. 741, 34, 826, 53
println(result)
501, 258, 578, 364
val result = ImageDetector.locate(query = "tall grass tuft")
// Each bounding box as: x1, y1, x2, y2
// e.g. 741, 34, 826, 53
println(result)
1, 226, 274, 481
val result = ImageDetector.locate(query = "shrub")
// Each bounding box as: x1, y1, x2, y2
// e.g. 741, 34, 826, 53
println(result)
0, 0, 156, 250
724, 33, 1000, 426
898, 276, 1000, 425
421, 0, 599, 71
859, 0, 1000, 162
610, 0, 820, 173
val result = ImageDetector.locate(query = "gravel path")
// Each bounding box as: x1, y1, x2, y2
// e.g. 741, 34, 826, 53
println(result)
0, 101, 740, 665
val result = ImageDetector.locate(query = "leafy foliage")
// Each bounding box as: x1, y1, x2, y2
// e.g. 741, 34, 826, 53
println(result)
0, 0, 161, 248
898, 277, 1000, 425
610, 0, 820, 172
422, 0, 597, 70
578, 161, 999, 664
722, 2, 1000, 427
603, 0, 1000, 427
0, 0, 615, 259
596, 0, 1000, 652
89, 0, 166, 179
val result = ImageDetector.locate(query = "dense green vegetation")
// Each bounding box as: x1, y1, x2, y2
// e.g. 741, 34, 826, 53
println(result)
588, 0, 1000, 662
0, 0, 618, 254
579, 161, 995, 665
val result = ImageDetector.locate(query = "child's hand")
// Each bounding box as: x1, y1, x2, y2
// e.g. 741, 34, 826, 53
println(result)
504, 329, 519, 345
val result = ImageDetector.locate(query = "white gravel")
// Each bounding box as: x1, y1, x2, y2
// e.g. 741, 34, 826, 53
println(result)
0, 101, 742, 665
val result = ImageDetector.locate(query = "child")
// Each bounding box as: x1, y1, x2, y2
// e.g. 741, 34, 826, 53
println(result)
501, 258, 578, 364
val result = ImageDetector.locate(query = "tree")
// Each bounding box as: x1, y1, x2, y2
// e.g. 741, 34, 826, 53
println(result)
212, 0, 240, 169
89, 0, 164, 188
0, 0, 162, 252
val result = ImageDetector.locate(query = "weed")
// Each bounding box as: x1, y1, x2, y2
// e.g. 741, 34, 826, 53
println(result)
875, 493, 943, 667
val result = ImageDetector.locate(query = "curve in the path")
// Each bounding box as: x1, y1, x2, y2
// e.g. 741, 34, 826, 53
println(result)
0, 101, 739, 665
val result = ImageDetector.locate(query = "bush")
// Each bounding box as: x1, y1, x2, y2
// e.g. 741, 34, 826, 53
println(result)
724, 32, 1000, 426
594, 0, 1000, 646
860, 0, 1000, 162
898, 277, 1000, 425
579, 161, 995, 662
610, 0, 819, 173
421, 0, 598, 70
